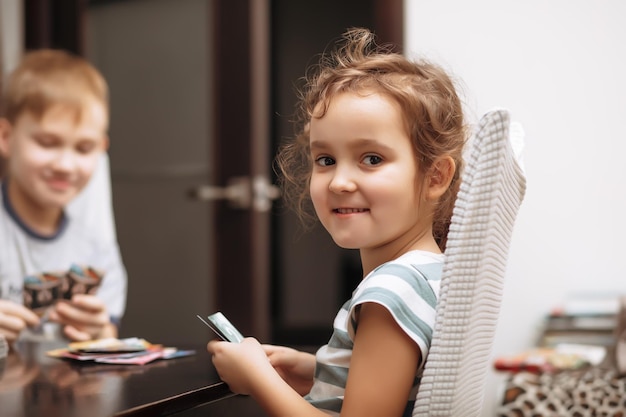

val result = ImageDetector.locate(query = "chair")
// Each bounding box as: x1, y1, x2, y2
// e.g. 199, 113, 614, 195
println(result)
413, 109, 527, 416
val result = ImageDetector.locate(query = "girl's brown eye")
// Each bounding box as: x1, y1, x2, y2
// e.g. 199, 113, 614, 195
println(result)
315, 156, 335, 167
363, 155, 382, 166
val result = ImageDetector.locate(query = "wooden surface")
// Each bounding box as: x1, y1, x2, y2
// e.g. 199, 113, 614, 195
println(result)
0, 341, 237, 417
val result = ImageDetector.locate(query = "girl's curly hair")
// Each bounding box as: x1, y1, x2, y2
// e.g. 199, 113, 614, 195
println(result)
275, 28, 467, 251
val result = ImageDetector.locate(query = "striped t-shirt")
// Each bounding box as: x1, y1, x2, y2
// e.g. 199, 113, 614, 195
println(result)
305, 250, 443, 416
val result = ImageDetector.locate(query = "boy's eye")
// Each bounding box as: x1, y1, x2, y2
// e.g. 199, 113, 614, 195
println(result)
34, 134, 59, 147
315, 156, 335, 167
76, 142, 97, 154
363, 155, 383, 166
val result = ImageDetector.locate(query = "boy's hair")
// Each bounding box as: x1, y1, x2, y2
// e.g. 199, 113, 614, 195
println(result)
276, 28, 467, 251
1, 49, 108, 125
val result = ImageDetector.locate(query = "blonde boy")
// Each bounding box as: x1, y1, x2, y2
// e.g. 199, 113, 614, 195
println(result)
0, 49, 127, 344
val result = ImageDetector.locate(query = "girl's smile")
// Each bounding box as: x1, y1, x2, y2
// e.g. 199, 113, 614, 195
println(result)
333, 207, 369, 214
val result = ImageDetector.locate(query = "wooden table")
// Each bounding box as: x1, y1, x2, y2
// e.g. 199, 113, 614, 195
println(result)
0, 341, 239, 417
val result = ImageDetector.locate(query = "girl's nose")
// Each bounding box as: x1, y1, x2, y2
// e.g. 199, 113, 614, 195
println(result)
328, 165, 357, 193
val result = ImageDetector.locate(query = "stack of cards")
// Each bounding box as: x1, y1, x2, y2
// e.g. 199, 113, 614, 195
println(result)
47, 337, 195, 365
197, 312, 244, 343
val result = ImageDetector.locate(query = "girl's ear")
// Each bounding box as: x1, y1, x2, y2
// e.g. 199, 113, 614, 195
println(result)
0, 118, 12, 158
426, 156, 456, 201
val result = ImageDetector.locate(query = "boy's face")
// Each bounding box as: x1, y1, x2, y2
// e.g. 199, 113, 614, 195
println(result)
0, 100, 109, 213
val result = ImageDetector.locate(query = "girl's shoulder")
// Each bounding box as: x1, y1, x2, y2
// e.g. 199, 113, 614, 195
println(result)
355, 251, 444, 302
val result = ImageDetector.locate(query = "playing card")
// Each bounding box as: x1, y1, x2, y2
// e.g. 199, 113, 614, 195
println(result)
197, 312, 244, 343
64, 264, 104, 300
23, 273, 64, 314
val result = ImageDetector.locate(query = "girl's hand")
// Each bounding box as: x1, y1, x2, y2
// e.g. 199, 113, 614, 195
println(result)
263, 344, 316, 395
49, 294, 116, 341
0, 300, 40, 343
207, 337, 276, 396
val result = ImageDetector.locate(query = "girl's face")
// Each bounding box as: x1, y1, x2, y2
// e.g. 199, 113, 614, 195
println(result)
309, 91, 434, 259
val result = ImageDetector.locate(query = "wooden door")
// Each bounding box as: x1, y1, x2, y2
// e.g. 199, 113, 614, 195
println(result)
210, 0, 273, 340
23, 0, 271, 345
86, 0, 272, 344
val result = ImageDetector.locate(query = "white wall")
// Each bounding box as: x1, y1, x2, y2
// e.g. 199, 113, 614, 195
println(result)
405, 1, 626, 415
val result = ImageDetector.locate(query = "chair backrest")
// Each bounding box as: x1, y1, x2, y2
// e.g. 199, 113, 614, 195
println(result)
413, 109, 527, 416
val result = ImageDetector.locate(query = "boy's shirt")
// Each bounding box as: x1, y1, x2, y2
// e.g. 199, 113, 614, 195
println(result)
0, 181, 127, 340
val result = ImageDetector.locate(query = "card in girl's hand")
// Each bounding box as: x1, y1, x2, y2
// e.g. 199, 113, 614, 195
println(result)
197, 312, 244, 343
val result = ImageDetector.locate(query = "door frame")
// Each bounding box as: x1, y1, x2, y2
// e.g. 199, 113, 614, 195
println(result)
210, 0, 272, 340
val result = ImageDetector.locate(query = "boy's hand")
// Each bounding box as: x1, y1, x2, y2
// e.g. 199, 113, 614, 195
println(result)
0, 299, 40, 343
49, 294, 116, 341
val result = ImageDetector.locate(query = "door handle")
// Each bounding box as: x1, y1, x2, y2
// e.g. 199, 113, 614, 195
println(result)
189, 176, 280, 212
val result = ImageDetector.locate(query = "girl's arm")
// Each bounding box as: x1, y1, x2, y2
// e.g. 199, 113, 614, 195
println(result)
208, 302, 419, 417
340, 302, 421, 417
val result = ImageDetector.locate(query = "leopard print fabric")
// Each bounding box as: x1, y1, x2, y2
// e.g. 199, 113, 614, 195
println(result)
496, 367, 626, 417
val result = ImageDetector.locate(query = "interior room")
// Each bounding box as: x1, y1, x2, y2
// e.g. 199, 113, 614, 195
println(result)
1, 1, 625, 416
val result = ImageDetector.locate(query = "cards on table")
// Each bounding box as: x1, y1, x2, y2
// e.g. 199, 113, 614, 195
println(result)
197, 312, 244, 343
47, 337, 196, 365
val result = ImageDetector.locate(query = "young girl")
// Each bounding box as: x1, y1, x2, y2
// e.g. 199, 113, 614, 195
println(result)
207, 28, 467, 417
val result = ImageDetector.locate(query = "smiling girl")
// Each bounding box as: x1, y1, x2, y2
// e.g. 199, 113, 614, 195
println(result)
207, 28, 467, 417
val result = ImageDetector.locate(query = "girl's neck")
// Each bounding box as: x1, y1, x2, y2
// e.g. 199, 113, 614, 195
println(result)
359, 228, 441, 276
